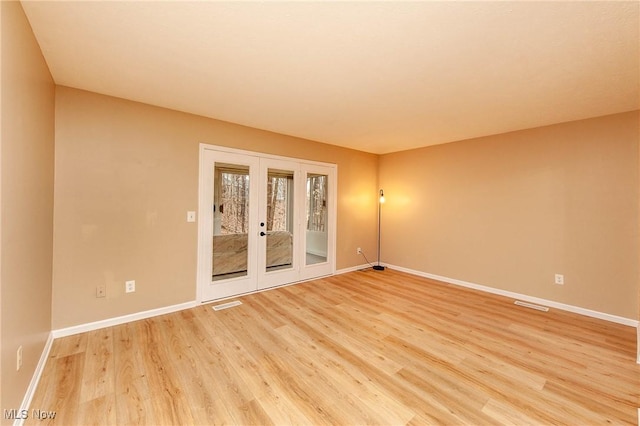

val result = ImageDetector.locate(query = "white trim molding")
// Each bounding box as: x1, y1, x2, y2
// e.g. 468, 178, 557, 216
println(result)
14, 332, 54, 426
637, 325, 640, 365
336, 263, 373, 275
388, 264, 639, 328
52, 301, 197, 339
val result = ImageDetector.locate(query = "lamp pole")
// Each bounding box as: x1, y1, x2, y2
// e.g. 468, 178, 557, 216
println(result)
373, 189, 385, 271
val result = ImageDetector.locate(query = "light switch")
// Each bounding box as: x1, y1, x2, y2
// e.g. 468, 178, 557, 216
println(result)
187, 211, 196, 222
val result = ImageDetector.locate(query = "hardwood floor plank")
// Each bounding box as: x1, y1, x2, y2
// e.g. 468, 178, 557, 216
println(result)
50, 333, 88, 358
77, 394, 116, 426
274, 323, 416, 425
113, 323, 156, 425
25, 352, 85, 426
394, 367, 500, 425
542, 379, 637, 425
173, 309, 260, 425
80, 328, 115, 403
458, 353, 547, 392
209, 302, 345, 424
197, 304, 315, 424
114, 377, 156, 426
480, 397, 544, 426
137, 318, 194, 425
27, 269, 640, 425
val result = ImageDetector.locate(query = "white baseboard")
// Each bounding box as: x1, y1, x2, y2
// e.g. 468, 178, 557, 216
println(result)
15, 332, 54, 426
388, 264, 639, 328
336, 263, 373, 275
637, 326, 640, 365
52, 301, 197, 339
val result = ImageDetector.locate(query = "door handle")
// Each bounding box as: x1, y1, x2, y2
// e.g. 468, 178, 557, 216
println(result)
260, 231, 266, 237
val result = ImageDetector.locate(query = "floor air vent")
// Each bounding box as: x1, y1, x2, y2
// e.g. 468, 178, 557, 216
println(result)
514, 300, 549, 312
212, 300, 242, 311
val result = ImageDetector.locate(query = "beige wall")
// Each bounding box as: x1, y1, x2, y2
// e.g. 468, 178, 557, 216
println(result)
48, 87, 640, 327
52, 86, 378, 329
1, 0, 55, 418
380, 111, 639, 319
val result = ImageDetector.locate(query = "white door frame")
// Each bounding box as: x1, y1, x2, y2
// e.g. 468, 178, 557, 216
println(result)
196, 143, 337, 303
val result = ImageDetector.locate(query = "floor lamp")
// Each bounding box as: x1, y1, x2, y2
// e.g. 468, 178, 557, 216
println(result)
373, 189, 385, 271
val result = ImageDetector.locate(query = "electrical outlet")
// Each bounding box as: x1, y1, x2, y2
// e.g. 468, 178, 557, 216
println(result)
96, 285, 106, 298
125, 280, 136, 293
554, 274, 564, 285
17, 346, 23, 371
357, 247, 362, 255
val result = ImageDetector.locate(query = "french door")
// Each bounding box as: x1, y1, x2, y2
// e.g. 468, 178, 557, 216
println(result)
197, 145, 336, 302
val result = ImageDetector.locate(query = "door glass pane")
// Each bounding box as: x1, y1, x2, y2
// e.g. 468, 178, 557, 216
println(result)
212, 163, 250, 281
266, 169, 294, 272
306, 173, 328, 265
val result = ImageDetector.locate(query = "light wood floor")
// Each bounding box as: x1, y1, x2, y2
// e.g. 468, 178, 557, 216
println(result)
28, 269, 639, 425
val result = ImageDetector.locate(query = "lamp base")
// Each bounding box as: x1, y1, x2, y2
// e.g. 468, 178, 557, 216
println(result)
373, 265, 385, 271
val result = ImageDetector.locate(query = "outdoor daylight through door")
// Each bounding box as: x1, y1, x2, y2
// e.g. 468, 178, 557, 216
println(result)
212, 164, 251, 281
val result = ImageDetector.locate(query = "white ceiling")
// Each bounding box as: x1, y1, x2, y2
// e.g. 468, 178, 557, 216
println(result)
21, 1, 640, 154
